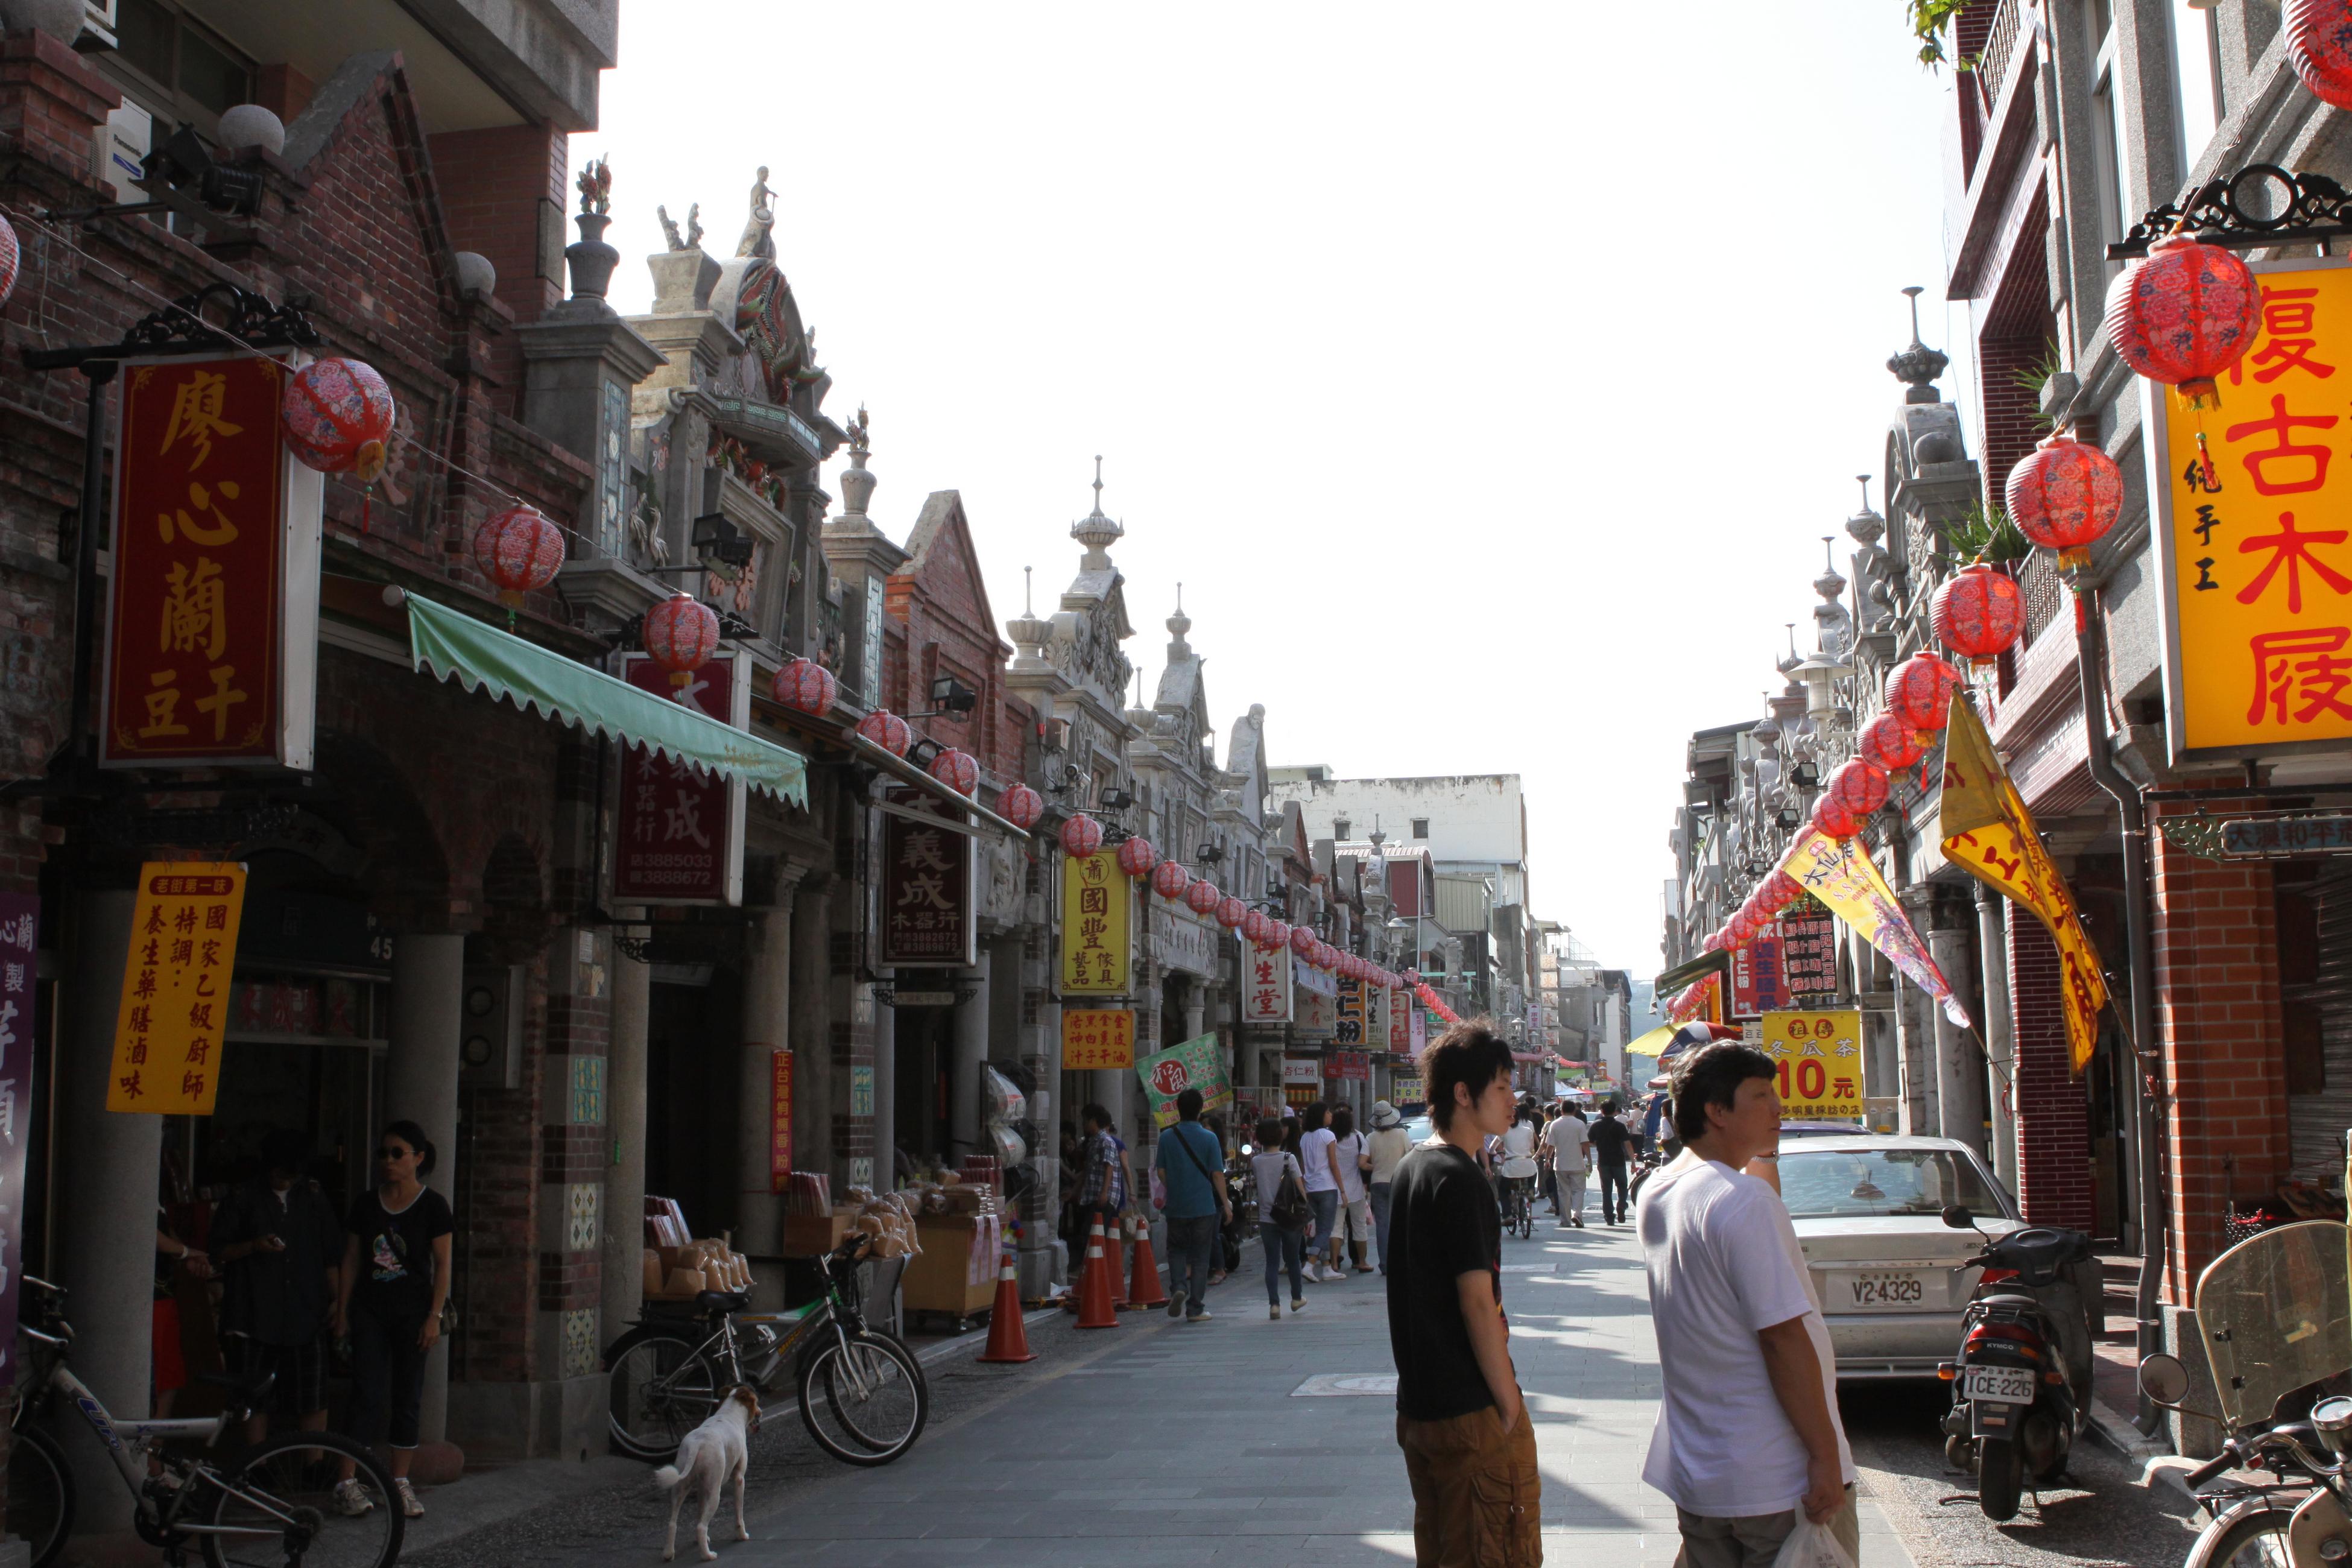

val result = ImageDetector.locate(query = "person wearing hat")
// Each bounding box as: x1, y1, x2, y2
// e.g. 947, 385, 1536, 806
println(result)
1364, 1101, 1414, 1275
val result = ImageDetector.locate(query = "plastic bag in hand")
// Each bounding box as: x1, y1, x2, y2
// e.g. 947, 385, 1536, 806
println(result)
1772, 1517, 1855, 1568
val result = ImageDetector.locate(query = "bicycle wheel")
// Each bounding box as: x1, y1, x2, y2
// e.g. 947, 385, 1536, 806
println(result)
797, 1329, 927, 1466
200, 1430, 402, 1568
7, 1424, 72, 1568
2202, 1505, 2295, 1568
607, 1326, 721, 1462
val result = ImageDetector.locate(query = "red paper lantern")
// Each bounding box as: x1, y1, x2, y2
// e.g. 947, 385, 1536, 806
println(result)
642, 593, 719, 690
1185, 879, 1221, 917
2005, 431, 2123, 569
1727, 910, 1760, 946
1060, 814, 1104, 857
1269, 921, 1292, 953
1313, 943, 1337, 971
1242, 909, 1274, 947
1932, 563, 2025, 666
1812, 792, 1860, 841
1151, 859, 1192, 900
1857, 712, 1927, 775
1289, 926, 1318, 958
470, 502, 566, 615
1826, 758, 1891, 820
1700, 931, 1724, 953
772, 657, 837, 715
1885, 653, 1963, 735
1762, 870, 1802, 910
1001, 783, 1043, 832
282, 357, 397, 481
1215, 896, 1247, 930
2289, 0, 2352, 109
856, 708, 912, 756
929, 747, 979, 795
2104, 232, 2259, 408
0, 212, 19, 311
1116, 836, 1158, 878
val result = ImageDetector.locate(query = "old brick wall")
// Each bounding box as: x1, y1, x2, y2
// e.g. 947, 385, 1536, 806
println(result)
2008, 914, 2095, 1228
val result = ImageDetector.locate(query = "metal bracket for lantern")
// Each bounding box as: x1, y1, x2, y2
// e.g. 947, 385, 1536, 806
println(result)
2108, 163, 2352, 258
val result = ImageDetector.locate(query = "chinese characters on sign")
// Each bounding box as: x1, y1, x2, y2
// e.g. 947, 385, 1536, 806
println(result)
2155, 262, 2352, 758
1242, 944, 1292, 1023
1784, 828, 1969, 1026
877, 809, 976, 967
1759, 1008, 1864, 1121
1324, 1051, 1370, 1081
1730, 911, 1838, 1017
613, 653, 747, 904
1136, 1034, 1232, 1128
768, 1051, 792, 1192
0, 894, 35, 1370
109, 864, 248, 1113
1367, 982, 1392, 1053
1335, 977, 1365, 1044
1389, 1070, 1424, 1105
1059, 852, 1130, 993
1390, 987, 1410, 1052
2221, 813, 2352, 853
1148, 904, 1216, 978
104, 357, 320, 768
1061, 1008, 1136, 1070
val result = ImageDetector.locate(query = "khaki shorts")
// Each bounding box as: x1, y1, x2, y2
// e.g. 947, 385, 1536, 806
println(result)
1396, 1400, 1541, 1566
1672, 1485, 1859, 1568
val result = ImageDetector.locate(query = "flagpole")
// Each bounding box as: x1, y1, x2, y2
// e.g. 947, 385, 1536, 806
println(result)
2074, 581, 2164, 1436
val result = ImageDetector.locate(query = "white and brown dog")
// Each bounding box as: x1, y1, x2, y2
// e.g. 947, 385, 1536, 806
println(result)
653, 1385, 759, 1561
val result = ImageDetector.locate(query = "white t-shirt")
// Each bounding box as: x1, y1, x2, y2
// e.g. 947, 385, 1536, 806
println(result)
1544, 1115, 1591, 1174
1298, 1127, 1340, 1193
1332, 1131, 1368, 1203
1499, 1122, 1539, 1180
1366, 1127, 1413, 1185
1637, 1157, 1854, 1517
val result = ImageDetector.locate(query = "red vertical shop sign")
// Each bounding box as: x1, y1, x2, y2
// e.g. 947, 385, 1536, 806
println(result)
769, 1050, 792, 1192
103, 355, 321, 768
613, 651, 748, 905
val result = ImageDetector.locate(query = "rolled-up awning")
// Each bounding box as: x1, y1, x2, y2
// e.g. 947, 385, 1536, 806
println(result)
405, 593, 808, 806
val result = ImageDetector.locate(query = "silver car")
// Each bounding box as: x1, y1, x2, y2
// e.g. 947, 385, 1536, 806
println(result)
1778, 1135, 2086, 1381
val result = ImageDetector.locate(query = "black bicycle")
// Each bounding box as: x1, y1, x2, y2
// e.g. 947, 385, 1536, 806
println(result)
604, 1233, 928, 1467
9, 1276, 403, 1568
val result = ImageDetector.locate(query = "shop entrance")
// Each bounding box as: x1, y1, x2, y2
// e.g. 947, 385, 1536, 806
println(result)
894, 1004, 953, 1179
646, 977, 733, 1237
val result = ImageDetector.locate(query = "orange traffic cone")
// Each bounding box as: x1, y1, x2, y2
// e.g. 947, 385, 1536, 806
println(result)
976, 1256, 1037, 1363
1126, 1217, 1168, 1309
1075, 1222, 1119, 1329
1105, 1217, 1129, 1309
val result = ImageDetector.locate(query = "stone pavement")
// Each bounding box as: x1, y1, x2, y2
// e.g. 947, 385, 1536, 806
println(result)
493, 1212, 1920, 1566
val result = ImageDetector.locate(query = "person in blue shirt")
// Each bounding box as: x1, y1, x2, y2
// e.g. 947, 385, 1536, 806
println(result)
1154, 1089, 1233, 1322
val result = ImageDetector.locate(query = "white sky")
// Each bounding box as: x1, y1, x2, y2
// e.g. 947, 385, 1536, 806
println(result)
574, 3, 1968, 975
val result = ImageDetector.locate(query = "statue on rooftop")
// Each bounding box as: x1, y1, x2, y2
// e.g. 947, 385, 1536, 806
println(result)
736, 166, 776, 260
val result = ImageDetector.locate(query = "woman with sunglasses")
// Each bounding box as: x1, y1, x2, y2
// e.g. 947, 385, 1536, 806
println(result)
332, 1121, 452, 1520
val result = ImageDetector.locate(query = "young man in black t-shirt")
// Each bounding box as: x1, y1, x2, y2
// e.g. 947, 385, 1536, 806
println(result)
1587, 1101, 1634, 1225
1386, 1019, 1540, 1564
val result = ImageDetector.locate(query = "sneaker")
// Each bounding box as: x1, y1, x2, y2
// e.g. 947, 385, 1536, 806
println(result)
332, 1479, 374, 1518
1168, 1299, 1186, 1320
394, 1479, 424, 1520
1269, 1303, 1282, 1321
1186, 1309, 1212, 1323
1290, 1297, 1306, 1314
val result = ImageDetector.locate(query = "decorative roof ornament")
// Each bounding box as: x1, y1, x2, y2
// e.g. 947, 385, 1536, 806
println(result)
1844, 475, 1885, 548
656, 203, 703, 252
735, 165, 776, 260
1167, 582, 1192, 657
838, 405, 875, 520
577, 157, 611, 216
1886, 285, 1949, 405
1072, 454, 1124, 567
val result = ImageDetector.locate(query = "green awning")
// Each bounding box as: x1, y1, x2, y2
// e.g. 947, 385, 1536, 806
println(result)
405, 593, 808, 806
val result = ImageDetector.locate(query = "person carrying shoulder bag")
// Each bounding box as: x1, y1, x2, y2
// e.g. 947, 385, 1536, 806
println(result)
1249, 1118, 1312, 1319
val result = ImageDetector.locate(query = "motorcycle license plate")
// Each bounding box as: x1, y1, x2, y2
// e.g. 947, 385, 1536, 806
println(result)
1962, 1365, 2037, 1406
1846, 1272, 1925, 1307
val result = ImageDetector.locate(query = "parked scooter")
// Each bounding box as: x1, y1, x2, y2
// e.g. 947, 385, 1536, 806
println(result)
1935, 1206, 2096, 1521
2139, 1218, 2352, 1568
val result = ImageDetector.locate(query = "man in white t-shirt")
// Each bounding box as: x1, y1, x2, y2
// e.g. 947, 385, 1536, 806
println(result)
1543, 1107, 1591, 1228
1637, 1042, 1857, 1568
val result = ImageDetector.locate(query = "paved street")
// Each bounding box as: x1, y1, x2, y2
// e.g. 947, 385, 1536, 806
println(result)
391, 1211, 2219, 1568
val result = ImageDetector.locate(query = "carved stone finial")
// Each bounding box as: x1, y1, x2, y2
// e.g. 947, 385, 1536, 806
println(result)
1845, 473, 1885, 546
1888, 285, 1949, 404
1072, 454, 1124, 566
838, 406, 874, 519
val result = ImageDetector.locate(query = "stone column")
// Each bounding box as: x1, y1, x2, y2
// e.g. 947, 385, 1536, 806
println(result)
600, 922, 651, 1342
789, 879, 832, 1189
387, 932, 465, 1446
1927, 925, 1987, 1158
948, 962, 990, 1168
738, 902, 794, 1268
54, 890, 150, 1535
1976, 885, 2019, 1197
871, 994, 896, 1192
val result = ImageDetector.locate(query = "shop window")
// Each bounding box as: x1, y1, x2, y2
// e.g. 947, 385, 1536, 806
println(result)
1411, 817, 1429, 839
97, 0, 255, 142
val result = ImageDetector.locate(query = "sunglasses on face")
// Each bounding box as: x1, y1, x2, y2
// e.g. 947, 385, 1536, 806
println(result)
378, 1147, 413, 1162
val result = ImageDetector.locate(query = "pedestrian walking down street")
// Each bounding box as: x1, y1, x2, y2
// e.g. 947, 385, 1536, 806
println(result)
335, 1121, 453, 1522
1296, 1102, 1345, 1285
1637, 1043, 1857, 1568
1330, 1105, 1376, 1274
1154, 1089, 1232, 1323
1589, 1099, 1634, 1225
1077, 1102, 1131, 1243
1250, 1118, 1311, 1318
1365, 1100, 1413, 1274
1544, 1103, 1590, 1228
211, 1128, 344, 1444
1388, 1019, 1540, 1566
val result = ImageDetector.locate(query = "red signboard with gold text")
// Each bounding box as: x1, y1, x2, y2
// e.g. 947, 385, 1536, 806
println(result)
103, 356, 318, 768
613, 652, 747, 905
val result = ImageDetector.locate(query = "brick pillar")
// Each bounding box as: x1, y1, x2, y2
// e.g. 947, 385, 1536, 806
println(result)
2008, 916, 2094, 1229
2152, 798, 2288, 1302
0, 29, 120, 181
428, 122, 567, 391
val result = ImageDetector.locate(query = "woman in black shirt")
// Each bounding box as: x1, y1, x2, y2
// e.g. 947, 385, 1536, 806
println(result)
332, 1121, 452, 1522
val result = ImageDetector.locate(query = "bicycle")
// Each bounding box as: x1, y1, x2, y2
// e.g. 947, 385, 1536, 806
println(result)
604, 1232, 928, 1468
1500, 1176, 1535, 1241
8, 1276, 403, 1568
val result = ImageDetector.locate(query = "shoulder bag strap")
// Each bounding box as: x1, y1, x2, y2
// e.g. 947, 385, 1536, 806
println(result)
1170, 1124, 1221, 1186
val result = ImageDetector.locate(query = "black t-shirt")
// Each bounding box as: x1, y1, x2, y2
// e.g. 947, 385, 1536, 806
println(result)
1384, 1140, 1503, 1421
344, 1186, 453, 1323
215, 1179, 344, 1344
1589, 1116, 1634, 1166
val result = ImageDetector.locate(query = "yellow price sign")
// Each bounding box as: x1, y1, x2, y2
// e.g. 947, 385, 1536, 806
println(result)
1759, 1008, 1864, 1122
110, 861, 247, 1114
